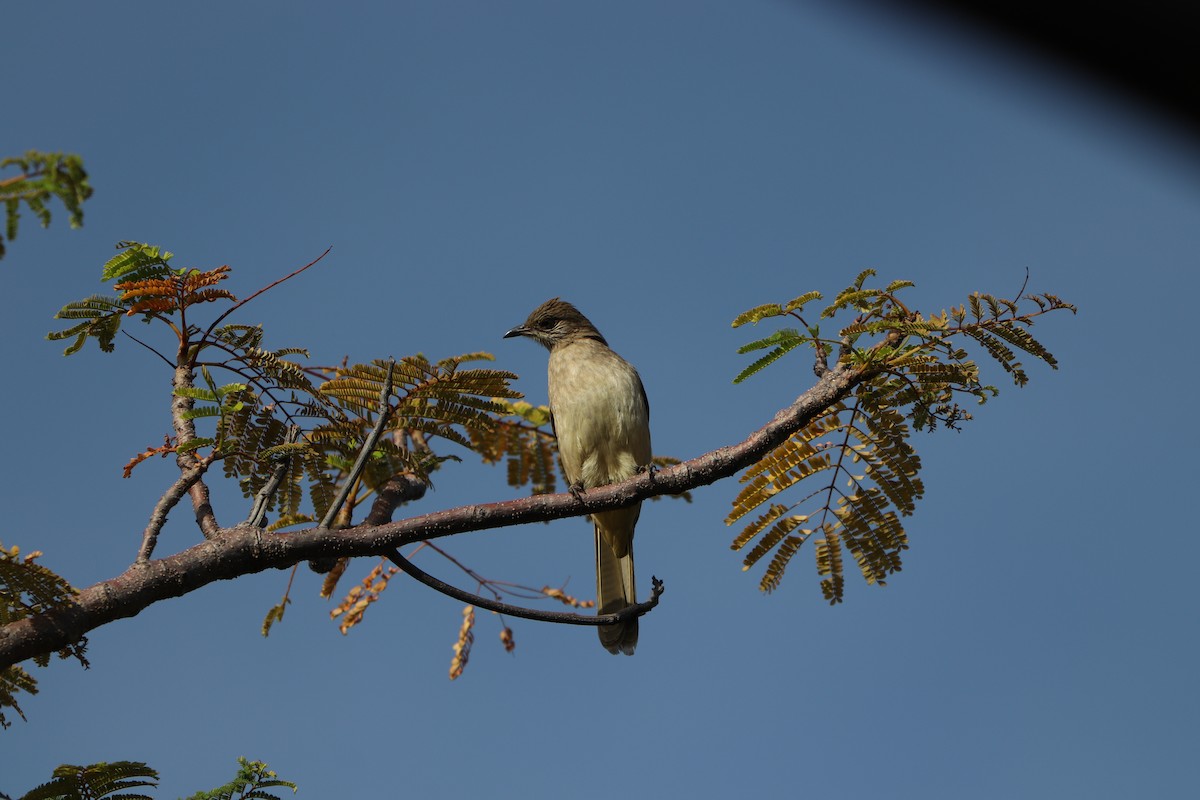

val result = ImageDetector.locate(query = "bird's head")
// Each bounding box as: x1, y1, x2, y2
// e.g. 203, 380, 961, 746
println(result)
504, 298, 608, 350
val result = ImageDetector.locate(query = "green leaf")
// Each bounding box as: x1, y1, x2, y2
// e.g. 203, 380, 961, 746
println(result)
18, 760, 158, 800
783, 291, 823, 313
181, 406, 221, 420
736, 328, 804, 354
174, 386, 220, 402
733, 335, 805, 383
0, 151, 92, 261
101, 242, 173, 282
177, 436, 215, 453
731, 303, 784, 328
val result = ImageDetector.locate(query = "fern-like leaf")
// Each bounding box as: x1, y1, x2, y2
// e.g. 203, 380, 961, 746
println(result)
728, 382, 917, 597
758, 531, 810, 593
0, 150, 92, 261
736, 328, 805, 355
19, 761, 158, 800
474, 399, 559, 494
47, 295, 125, 355
743, 515, 808, 576
212, 324, 265, 351
180, 758, 297, 800
731, 303, 785, 328
1, 664, 37, 729
784, 290, 823, 313
730, 503, 790, 551
101, 241, 173, 283
815, 525, 845, 603
963, 328, 1027, 386
729, 277, 1071, 600
986, 319, 1059, 368
727, 435, 830, 524
732, 335, 807, 384
0, 543, 77, 625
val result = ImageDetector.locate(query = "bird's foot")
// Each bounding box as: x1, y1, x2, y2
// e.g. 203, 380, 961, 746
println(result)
568, 481, 586, 500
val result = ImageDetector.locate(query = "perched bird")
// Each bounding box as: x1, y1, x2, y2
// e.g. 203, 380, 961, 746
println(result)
505, 298, 651, 655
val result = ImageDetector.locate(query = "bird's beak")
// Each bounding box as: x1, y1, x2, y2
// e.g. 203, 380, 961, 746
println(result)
503, 325, 529, 339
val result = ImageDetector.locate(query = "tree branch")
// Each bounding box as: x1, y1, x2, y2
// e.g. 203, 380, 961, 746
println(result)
136, 455, 217, 563
171, 364, 220, 539
0, 359, 873, 670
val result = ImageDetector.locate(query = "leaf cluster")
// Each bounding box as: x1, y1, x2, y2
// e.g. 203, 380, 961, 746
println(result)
308, 354, 522, 512
182, 757, 296, 800
45, 243, 538, 535
728, 271, 1073, 598
44, 242, 672, 657
116, 263, 235, 317
470, 398, 559, 494
0, 544, 86, 728
10, 758, 296, 800
727, 394, 917, 600
320, 353, 520, 453
48, 243, 238, 355
0, 151, 91, 261
15, 761, 157, 800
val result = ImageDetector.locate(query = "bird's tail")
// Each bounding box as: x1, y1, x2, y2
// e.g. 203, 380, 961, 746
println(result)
596, 523, 637, 655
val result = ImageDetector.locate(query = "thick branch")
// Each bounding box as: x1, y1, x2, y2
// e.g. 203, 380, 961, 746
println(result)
171, 364, 220, 539
0, 360, 872, 670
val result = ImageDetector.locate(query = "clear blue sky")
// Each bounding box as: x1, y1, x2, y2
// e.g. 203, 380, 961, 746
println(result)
4, 3, 1197, 798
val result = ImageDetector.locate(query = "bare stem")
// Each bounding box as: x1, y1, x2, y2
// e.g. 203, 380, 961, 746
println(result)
246, 426, 302, 528
203, 247, 332, 339
385, 548, 663, 627
320, 360, 395, 529
136, 458, 215, 563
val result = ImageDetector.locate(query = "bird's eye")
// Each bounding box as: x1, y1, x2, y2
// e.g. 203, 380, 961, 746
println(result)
536, 318, 555, 330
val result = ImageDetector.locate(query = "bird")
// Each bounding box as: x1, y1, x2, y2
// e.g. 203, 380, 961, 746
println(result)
505, 298, 651, 655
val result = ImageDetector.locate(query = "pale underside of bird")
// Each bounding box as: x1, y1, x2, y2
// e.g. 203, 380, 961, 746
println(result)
505, 298, 651, 655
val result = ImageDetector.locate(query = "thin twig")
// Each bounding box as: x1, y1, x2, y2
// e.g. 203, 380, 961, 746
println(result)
320, 359, 395, 529
385, 548, 663, 627
203, 247, 332, 340
0, 168, 43, 190
1014, 266, 1031, 302
121, 330, 174, 368
246, 425, 302, 528
422, 541, 585, 602
422, 541, 504, 600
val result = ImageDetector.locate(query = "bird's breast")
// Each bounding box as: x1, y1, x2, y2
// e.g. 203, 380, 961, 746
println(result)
547, 341, 651, 488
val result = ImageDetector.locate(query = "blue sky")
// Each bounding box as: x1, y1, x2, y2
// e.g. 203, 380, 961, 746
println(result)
3, 3, 1197, 798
